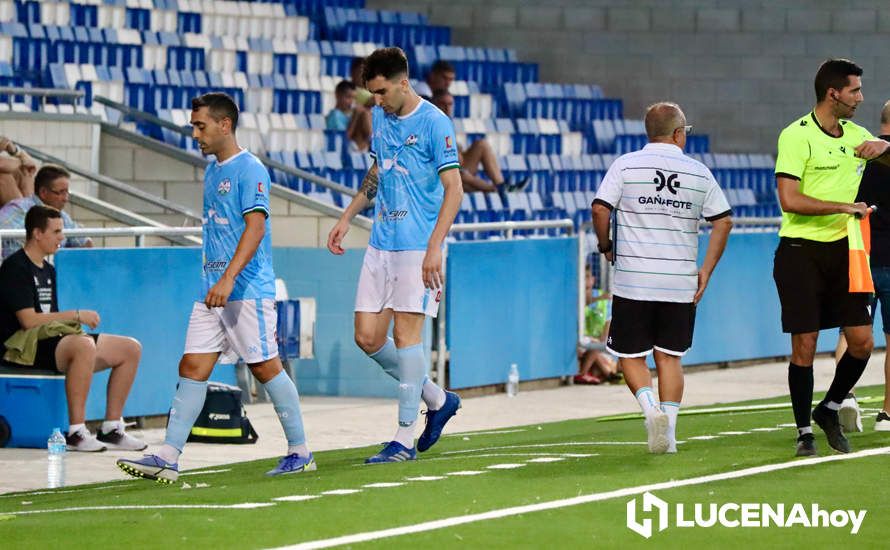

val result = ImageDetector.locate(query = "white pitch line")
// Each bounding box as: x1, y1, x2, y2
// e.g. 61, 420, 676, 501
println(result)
442, 442, 644, 455
527, 457, 565, 463
717, 431, 749, 435
8, 503, 275, 515
273, 446, 890, 550
404, 476, 445, 482
447, 429, 528, 437
486, 464, 525, 470
273, 496, 320, 502
363, 483, 405, 488
749, 427, 784, 432
321, 489, 361, 496
419, 452, 601, 463
686, 435, 719, 440
180, 468, 232, 477
445, 471, 486, 476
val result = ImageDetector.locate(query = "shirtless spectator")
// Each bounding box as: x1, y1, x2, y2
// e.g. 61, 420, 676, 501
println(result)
0, 136, 37, 207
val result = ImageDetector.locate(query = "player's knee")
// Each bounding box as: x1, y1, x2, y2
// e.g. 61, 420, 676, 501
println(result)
354, 332, 382, 354
178, 357, 205, 380
73, 335, 97, 356
847, 334, 874, 358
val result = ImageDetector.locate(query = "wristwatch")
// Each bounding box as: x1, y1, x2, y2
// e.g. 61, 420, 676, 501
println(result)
597, 239, 613, 254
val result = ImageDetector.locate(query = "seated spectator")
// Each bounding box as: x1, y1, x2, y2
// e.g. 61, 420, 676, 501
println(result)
0, 136, 37, 207
575, 265, 620, 385
415, 60, 456, 99
349, 56, 374, 108
326, 80, 356, 131
431, 90, 527, 194
0, 205, 145, 451
0, 164, 92, 259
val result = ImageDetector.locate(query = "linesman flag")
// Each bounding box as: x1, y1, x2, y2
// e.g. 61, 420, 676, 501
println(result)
848, 207, 875, 293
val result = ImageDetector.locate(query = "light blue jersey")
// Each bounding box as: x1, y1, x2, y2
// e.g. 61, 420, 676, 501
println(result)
201, 149, 275, 301
368, 99, 459, 251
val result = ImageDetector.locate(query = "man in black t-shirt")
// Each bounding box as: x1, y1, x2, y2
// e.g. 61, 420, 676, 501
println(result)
0, 205, 146, 452
853, 100, 890, 431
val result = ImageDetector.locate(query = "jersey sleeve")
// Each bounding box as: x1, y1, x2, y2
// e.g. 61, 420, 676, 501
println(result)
701, 169, 732, 221
775, 125, 807, 179
238, 161, 271, 218
593, 158, 623, 209
429, 114, 460, 174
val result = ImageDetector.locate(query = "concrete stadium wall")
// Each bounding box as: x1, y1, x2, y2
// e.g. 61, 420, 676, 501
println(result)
368, 0, 890, 153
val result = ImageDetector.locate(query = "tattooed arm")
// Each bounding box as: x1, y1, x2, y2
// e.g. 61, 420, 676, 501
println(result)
327, 161, 377, 255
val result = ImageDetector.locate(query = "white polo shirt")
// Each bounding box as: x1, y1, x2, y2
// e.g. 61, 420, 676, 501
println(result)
594, 142, 731, 303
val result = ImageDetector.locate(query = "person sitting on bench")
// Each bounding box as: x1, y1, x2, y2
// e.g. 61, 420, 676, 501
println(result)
0, 205, 145, 452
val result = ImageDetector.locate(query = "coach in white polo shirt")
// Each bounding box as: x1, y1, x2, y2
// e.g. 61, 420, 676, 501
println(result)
592, 102, 733, 454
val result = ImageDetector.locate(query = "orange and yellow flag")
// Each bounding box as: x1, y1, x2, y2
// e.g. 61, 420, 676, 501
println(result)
848, 211, 874, 293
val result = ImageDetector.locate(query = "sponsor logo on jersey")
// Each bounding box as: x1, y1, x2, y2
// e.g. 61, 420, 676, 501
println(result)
654, 171, 680, 194
204, 260, 227, 271
445, 136, 453, 149
379, 208, 408, 221
257, 182, 264, 193
218, 178, 232, 195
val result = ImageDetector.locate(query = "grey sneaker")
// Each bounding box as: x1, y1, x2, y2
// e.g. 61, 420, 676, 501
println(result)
645, 411, 670, 454
98, 427, 147, 451
795, 433, 817, 457
839, 394, 863, 433
66, 429, 107, 452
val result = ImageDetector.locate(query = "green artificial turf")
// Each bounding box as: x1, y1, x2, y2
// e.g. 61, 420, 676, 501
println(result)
2, 387, 888, 549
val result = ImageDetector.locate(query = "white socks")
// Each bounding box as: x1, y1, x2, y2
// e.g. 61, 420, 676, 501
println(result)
157, 444, 181, 464
394, 425, 415, 448
661, 401, 680, 453
634, 387, 660, 419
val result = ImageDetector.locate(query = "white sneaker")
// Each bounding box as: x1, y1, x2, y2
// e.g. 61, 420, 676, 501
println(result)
646, 411, 670, 454
839, 394, 863, 433
875, 411, 890, 432
66, 428, 107, 452
98, 426, 147, 451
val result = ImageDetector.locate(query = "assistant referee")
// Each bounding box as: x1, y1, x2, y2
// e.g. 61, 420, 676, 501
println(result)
774, 58, 890, 457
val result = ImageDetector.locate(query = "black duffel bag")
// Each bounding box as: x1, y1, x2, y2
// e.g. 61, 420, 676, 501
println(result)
178, 382, 258, 444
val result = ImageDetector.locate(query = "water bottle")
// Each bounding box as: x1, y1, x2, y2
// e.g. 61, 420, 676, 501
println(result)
47, 427, 66, 489
506, 363, 519, 397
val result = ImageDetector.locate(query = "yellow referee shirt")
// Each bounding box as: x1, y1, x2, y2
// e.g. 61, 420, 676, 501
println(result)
775, 112, 874, 242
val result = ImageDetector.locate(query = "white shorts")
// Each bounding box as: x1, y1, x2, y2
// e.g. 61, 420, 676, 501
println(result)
355, 247, 441, 317
184, 299, 278, 364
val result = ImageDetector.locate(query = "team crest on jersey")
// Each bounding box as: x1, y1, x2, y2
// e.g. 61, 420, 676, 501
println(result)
406, 134, 418, 146
217, 178, 232, 195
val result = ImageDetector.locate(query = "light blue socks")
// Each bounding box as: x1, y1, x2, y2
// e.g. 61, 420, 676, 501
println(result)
264, 370, 309, 456
159, 377, 208, 462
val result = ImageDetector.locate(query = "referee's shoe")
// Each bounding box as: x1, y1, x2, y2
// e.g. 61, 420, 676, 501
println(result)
812, 404, 851, 454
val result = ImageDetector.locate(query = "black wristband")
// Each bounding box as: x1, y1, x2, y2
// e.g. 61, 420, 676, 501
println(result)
597, 239, 613, 254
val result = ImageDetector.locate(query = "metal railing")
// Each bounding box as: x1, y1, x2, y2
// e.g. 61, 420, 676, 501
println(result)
0, 226, 202, 250
0, 87, 84, 110
19, 144, 202, 223
94, 95, 358, 198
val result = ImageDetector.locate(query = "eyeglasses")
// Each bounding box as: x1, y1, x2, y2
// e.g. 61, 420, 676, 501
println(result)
675, 124, 693, 135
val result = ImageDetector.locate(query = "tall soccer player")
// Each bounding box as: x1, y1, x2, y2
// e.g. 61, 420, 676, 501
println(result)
117, 93, 314, 482
327, 47, 463, 463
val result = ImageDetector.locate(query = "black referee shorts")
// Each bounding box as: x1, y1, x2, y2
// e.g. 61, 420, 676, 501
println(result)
606, 295, 696, 357
773, 237, 873, 334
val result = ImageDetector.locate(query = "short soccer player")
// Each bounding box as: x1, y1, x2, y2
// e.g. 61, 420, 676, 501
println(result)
117, 93, 313, 482
774, 59, 890, 456
327, 47, 463, 463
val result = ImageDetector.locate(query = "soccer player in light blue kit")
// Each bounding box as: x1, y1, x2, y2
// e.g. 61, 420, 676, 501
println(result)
118, 93, 314, 482
328, 47, 464, 463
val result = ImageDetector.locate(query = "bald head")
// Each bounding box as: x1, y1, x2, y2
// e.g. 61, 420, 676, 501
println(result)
645, 102, 686, 141
881, 100, 890, 126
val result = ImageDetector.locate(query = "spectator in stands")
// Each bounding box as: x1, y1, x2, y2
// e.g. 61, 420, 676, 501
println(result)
431, 89, 527, 194
575, 265, 620, 385
0, 205, 145, 452
0, 164, 92, 259
326, 80, 356, 131
415, 60, 456, 99
347, 58, 373, 151
0, 135, 37, 207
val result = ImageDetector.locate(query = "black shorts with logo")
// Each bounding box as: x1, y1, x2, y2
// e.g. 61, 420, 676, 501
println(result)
606, 296, 696, 357
773, 237, 873, 334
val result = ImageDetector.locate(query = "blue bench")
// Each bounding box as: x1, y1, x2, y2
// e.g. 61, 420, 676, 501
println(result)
0, 363, 67, 448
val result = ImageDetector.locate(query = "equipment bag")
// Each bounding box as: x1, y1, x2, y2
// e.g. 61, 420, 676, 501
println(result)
180, 382, 258, 444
